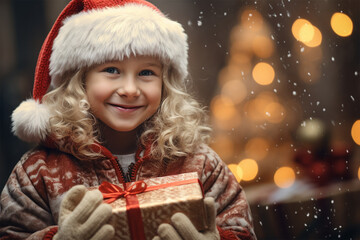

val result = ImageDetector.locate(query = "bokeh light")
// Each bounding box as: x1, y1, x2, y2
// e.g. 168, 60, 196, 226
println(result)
245, 98, 265, 122
252, 62, 275, 85
228, 53, 252, 75
245, 137, 269, 160
303, 25, 322, 47
358, 167, 360, 180
240, 9, 264, 32
299, 22, 315, 43
238, 158, 258, 181
210, 135, 235, 160
351, 120, 360, 145
331, 12, 353, 37
221, 79, 247, 104
252, 35, 274, 58
218, 65, 245, 86
228, 164, 243, 182
274, 167, 296, 188
211, 95, 236, 121
244, 92, 280, 122
212, 111, 242, 131
264, 102, 286, 123
292, 18, 312, 41
292, 18, 322, 47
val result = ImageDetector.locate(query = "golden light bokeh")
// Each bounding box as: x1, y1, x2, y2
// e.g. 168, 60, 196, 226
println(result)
264, 102, 286, 123
331, 12, 353, 37
210, 135, 235, 160
245, 137, 269, 160
238, 158, 258, 181
299, 22, 315, 43
221, 79, 247, 104
292, 18, 312, 41
252, 62, 275, 85
245, 92, 280, 122
358, 167, 360, 180
252, 35, 274, 58
245, 99, 264, 122
228, 164, 243, 183
274, 167, 296, 188
213, 111, 242, 131
227, 54, 252, 76
351, 120, 360, 145
230, 32, 254, 53
303, 25, 322, 47
292, 18, 322, 47
218, 65, 245, 86
240, 9, 264, 32
211, 95, 236, 121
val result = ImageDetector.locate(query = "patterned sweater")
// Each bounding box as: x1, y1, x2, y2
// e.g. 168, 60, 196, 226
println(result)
0, 143, 256, 240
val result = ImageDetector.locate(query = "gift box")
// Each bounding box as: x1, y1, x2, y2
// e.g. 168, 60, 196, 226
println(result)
98, 172, 208, 240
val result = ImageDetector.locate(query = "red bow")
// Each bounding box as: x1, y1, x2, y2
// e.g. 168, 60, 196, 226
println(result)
99, 181, 147, 203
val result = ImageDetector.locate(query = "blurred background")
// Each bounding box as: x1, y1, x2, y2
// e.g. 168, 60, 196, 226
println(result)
1, 0, 360, 239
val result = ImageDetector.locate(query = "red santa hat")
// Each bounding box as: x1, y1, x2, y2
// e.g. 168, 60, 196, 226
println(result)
11, 0, 188, 143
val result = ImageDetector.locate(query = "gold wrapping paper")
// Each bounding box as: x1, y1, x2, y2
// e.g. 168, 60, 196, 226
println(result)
104, 172, 207, 240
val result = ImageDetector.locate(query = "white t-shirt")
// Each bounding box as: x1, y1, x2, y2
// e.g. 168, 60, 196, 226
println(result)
115, 153, 136, 173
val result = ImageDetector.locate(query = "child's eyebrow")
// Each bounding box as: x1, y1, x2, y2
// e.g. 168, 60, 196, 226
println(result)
143, 62, 162, 68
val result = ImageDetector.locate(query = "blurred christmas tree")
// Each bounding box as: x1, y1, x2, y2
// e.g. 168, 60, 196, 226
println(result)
209, 4, 357, 189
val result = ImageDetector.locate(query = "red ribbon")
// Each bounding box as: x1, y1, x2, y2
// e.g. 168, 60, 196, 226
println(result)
99, 181, 147, 204
99, 178, 202, 240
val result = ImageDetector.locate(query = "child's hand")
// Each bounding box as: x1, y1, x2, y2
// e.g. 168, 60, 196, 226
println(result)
152, 197, 220, 240
54, 185, 115, 240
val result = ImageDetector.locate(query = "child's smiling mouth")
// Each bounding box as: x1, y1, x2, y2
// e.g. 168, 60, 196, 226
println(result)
108, 103, 143, 112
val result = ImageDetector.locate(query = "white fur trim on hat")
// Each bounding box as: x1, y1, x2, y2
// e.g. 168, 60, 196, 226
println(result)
12, 99, 51, 143
50, 3, 188, 87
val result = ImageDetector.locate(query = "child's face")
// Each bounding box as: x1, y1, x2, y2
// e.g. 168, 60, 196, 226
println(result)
85, 55, 162, 132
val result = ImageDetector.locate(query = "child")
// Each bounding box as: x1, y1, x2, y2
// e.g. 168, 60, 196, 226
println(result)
0, 0, 256, 239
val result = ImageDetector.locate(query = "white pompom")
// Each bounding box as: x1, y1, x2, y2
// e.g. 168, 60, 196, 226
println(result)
11, 99, 51, 143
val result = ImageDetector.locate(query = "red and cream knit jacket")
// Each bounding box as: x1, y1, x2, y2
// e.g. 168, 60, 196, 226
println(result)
0, 143, 256, 240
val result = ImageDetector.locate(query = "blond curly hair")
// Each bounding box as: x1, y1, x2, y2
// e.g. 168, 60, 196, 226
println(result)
42, 64, 212, 161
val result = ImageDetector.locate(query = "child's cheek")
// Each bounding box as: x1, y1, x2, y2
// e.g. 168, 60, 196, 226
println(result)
87, 81, 113, 102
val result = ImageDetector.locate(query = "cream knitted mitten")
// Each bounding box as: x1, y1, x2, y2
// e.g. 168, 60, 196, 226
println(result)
153, 197, 220, 240
53, 185, 115, 240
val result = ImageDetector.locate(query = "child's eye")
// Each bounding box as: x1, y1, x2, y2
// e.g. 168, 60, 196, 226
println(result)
103, 67, 120, 74
139, 70, 155, 76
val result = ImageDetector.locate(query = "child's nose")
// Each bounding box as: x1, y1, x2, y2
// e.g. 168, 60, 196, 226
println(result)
117, 76, 140, 97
